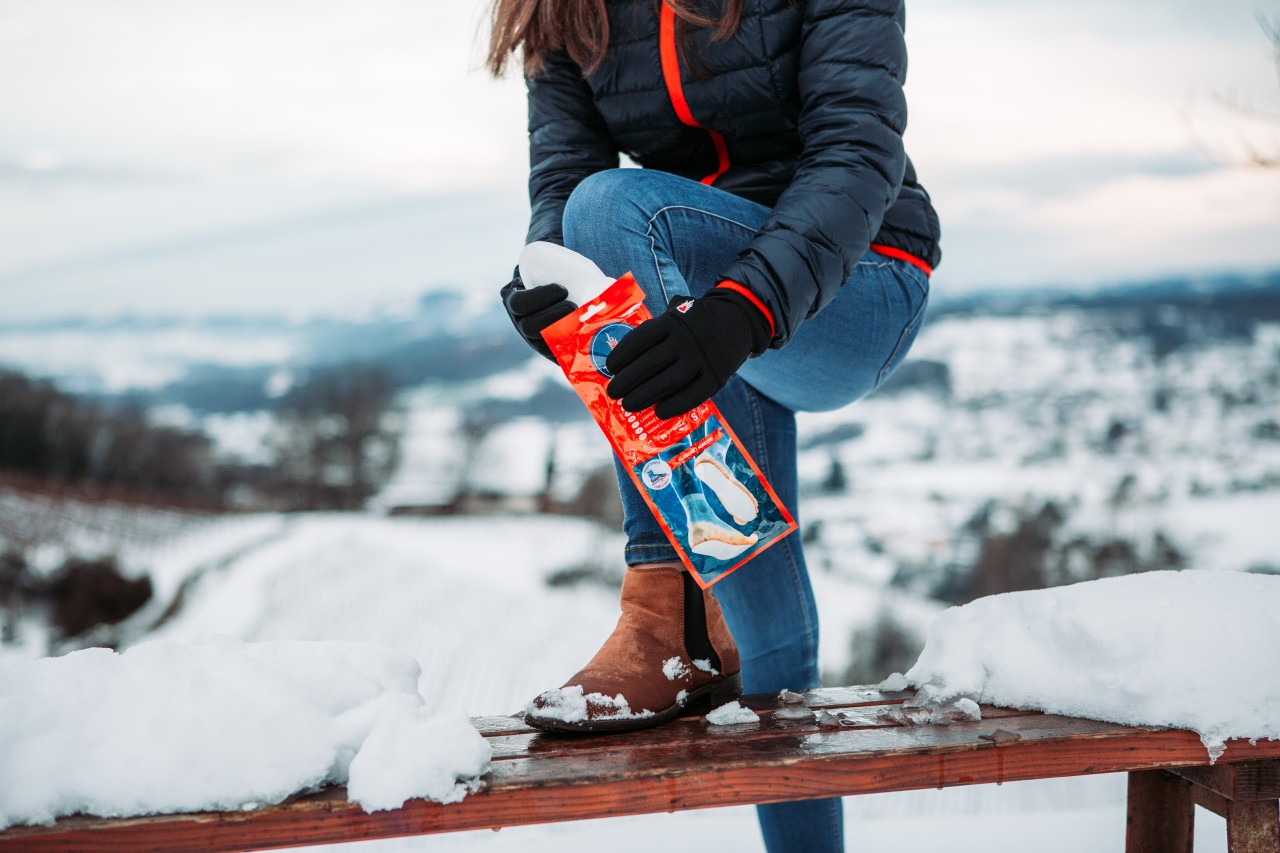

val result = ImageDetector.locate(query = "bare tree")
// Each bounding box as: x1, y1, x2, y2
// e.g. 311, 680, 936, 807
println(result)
1187, 11, 1280, 168
271, 364, 403, 510
445, 408, 500, 513
0, 370, 218, 502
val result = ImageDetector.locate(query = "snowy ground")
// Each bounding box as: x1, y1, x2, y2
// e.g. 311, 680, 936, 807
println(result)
126, 512, 934, 721
142, 515, 627, 716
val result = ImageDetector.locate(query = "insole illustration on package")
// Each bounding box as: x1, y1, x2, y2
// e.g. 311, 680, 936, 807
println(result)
527, 245, 796, 588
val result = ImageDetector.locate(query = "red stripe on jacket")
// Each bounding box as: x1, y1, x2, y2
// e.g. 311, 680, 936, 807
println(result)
659, 3, 730, 186
870, 244, 934, 277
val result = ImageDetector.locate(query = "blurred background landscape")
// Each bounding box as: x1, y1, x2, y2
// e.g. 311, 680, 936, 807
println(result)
2, 0, 1278, 848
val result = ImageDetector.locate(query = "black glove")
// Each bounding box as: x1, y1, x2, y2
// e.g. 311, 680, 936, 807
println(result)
605, 287, 772, 420
501, 273, 576, 362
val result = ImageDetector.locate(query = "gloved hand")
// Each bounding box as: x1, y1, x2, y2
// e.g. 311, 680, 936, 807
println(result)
501, 273, 576, 362
605, 286, 773, 420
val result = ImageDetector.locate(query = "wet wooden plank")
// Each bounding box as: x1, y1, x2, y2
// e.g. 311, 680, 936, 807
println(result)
485, 703, 1036, 760
470, 685, 917, 737
757, 685, 915, 709
471, 715, 535, 736
478, 715, 1280, 794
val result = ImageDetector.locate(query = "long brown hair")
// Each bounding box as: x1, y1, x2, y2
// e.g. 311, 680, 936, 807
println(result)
487, 0, 744, 77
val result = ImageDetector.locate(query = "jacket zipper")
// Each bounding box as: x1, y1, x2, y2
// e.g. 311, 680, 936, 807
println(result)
659, 2, 731, 185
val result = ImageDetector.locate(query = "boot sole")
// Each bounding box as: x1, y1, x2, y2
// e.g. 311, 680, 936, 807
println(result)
525, 671, 743, 735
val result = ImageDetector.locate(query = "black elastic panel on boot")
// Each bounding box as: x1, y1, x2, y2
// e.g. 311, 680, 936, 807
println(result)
682, 572, 722, 673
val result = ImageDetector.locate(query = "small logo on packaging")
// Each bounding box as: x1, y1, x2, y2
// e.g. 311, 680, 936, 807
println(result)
590, 323, 633, 377
676, 300, 694, 314
641, 459, 672, 490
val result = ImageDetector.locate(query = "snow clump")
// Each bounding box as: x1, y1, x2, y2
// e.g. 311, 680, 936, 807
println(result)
0, 638, 491, 829
662, 656, 691, 681
875, 696, 983, 727
878, 672, 909, 691
706, 701, 760, 725
899, 570, 1280, 758
526, 685, 654, 723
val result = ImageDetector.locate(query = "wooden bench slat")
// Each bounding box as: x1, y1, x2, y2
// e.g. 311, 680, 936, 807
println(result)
484, 703, 1038, 761
480, 715, 1280, 795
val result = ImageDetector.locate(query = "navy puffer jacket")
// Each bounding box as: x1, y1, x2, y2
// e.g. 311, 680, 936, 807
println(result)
525, 0, 941, 347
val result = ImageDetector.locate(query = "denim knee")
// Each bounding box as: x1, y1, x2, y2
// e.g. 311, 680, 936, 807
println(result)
562, 169, 655, 258
562, 169, 697, 305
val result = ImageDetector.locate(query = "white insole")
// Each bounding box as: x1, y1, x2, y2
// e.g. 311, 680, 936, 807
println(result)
695, 459, 759, 522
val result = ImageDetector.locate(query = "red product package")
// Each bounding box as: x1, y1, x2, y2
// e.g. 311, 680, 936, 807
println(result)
542, 273, 797, 588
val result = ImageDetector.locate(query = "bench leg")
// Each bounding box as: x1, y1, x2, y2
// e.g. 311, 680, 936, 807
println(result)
1128, 770, 1195, 853
1226, 799, 1279, 853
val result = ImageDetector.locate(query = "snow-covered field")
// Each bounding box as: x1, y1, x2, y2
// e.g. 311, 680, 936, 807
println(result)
144, 514, 629, 716
795, 311, 1280, 579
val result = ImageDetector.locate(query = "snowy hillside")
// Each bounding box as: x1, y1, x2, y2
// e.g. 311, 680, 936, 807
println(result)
797, 305, 1280, 593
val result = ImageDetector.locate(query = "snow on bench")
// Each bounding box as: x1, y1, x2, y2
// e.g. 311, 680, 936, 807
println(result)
1, 685, 1277, 853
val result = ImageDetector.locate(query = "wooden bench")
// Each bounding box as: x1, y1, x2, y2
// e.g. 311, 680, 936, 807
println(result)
3, 685, 1277, 852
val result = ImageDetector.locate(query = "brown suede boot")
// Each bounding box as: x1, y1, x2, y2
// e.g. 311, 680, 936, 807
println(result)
524, 563, 742, 734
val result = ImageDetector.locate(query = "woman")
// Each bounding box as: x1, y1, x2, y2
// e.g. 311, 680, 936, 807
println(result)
492, 1, 939, 849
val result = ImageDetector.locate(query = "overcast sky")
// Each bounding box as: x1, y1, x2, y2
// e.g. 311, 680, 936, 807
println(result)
1, 0, 1278, 321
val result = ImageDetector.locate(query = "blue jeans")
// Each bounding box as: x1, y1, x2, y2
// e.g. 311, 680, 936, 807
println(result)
561, 169, 930, 853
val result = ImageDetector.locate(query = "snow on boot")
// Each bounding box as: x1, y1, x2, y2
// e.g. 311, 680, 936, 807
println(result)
523, 564, 742, 734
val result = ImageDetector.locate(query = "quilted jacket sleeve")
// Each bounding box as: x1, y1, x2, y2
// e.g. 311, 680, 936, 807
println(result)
525, 51, 620, 246
719, 0, 909, 347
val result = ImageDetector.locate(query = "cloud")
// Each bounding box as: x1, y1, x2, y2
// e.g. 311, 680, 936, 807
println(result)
0, 0, 528, 192
0, 190, 531, 322
934, 167, 1280, 288
0, 152, 183, 188
903, 0, 1280, 287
